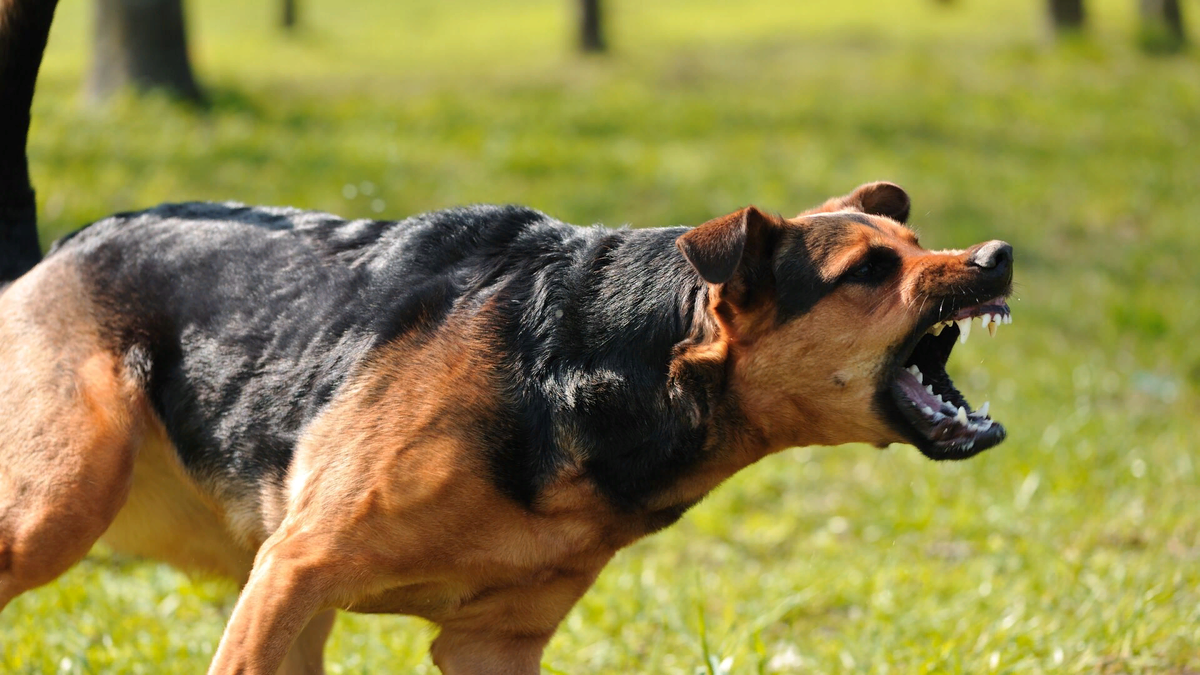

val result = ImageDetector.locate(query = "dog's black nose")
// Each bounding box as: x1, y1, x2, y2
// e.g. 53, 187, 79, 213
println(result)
968, 240, 1013, 272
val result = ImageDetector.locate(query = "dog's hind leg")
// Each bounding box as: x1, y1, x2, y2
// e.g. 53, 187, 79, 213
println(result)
0, 262, 144, 610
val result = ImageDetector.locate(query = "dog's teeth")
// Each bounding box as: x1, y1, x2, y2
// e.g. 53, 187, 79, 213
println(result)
1004, 314, 1012, 324
922, 406, 934, 416
925, 384, 935, 395
978, 401, 990, 417
980, 313, 992, 329
957, 319, 971, 343
929, 322, 945, 336
955, 406, 968, 425
987, 320, 998, 337
915, 370, 923, 384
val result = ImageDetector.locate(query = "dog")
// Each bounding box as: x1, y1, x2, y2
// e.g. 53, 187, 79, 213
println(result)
0, 1, 1014, 671
0, 180, 1014, 674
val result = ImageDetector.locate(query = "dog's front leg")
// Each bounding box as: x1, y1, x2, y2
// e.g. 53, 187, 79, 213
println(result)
430, 629, 552, 675
278, 609, 337, 675
207, 531, 340, 675
429, 566, 605, 675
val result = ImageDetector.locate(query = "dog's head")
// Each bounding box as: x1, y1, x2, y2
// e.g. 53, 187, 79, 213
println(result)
677, 182, 1013, 460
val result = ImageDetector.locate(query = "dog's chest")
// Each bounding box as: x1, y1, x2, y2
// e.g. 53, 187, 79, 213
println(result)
335, 478, 633, 621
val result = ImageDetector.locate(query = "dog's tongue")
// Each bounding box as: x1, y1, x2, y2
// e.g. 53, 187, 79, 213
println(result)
895, 367, 957, 417
894, 365, 995, 440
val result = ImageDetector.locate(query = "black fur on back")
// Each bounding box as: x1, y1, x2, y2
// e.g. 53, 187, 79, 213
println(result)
53, 202, 725, 512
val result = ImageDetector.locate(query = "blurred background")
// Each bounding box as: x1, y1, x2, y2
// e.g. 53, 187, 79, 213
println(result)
5, 0, 1199, 673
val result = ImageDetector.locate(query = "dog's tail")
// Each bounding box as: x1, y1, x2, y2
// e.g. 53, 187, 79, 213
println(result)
0, 0, 61, 283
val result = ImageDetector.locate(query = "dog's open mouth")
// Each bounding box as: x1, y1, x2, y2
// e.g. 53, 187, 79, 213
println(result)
889, 296, 1011, 459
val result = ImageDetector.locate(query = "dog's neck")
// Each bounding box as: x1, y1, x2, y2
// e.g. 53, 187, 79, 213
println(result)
642, 281, 838, 515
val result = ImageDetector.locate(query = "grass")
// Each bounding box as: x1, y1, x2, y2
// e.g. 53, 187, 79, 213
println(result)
4, 0, 1200, 672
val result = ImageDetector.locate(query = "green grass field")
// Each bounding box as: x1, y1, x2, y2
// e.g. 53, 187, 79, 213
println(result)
4, 0, 1199, 672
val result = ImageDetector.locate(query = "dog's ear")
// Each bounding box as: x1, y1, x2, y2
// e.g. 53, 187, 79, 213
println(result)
676, 206, 775, 284
801, 181, 911, 224
852, 182, 911, 223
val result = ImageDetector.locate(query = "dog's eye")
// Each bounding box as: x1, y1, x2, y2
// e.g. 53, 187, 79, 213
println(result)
848, 261, 878, 280
844, 249, 899, 284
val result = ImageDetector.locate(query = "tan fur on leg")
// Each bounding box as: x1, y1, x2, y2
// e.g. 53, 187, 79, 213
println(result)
208, 531, 343, 675
430, 630, 552, 675
0, 261, 146, 610
277, 609, 337, 675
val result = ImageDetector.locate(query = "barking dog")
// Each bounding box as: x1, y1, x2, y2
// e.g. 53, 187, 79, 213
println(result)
0, 181, 1013, 674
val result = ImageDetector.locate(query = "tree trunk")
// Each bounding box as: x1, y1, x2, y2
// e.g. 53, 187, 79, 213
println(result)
0, 0, 61, 280
1047, 0, 1085, 32
87, 0, 204, 103
577, 0, 605, 53
1139, 0, 1186, 52
281, 0, 297, 30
